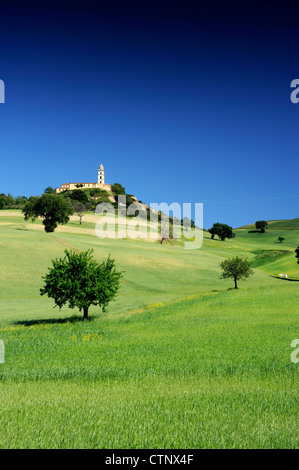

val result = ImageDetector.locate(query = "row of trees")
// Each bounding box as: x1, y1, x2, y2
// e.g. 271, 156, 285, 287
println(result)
22, 188, 196, 236
21, 182, 130, 232
0, 193, 28, 209
0, 182, 128, 212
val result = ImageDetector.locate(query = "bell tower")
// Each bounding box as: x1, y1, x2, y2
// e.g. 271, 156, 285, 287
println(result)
98, 164, 104, 184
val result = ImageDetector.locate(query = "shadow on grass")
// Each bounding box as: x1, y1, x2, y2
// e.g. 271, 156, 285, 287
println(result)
269, 275, 299, 282
14, 315, 96, 326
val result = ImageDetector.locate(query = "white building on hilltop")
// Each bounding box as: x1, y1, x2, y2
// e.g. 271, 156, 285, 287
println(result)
55, 164, 111, 193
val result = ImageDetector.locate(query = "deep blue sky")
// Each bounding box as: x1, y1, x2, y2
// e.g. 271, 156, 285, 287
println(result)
0, 0, 298, 228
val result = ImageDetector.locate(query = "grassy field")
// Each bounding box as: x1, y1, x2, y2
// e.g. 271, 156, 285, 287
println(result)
0, 211, 298, 448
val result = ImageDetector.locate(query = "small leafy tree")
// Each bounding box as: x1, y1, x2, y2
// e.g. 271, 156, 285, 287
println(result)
40, 249, 122, 319
278, 236, 285, 243
161, 220, 174, 244
73, 202, 93, 224
255, 220, 268, 233
295, 247, 299, 264
182, 217, 195, 231
22, 193, 73, 232
220, 256, 253, 289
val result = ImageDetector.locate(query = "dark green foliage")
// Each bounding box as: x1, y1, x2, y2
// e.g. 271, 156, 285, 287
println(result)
22, 193, 73, 233
220, 256, 254, 289
112, 183, 125, 195
89, 188, 108, 197
44, 187, 55, 194
68, 189, 89, 204
0, 193, 28, 209
125, 194, 135, 206
255, 220, 268, 233
295, 247, 299, 264
40, 249, 122, 319
208, 225, 217, 239
278, 236, 285, 243
208, 222, 235, 241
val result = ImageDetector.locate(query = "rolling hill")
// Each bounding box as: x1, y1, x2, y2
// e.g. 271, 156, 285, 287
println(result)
239, 217, 299, 231
0, 210, 298, 448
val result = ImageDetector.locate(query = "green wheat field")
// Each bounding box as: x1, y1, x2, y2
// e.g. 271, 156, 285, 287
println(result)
0, 211, 298, 448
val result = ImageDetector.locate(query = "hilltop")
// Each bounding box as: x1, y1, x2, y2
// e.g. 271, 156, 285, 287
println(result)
238, 217, 299, 231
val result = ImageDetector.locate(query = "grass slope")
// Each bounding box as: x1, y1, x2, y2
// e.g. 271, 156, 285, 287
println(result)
0, 212, 298, 448
239, 217, 299, 231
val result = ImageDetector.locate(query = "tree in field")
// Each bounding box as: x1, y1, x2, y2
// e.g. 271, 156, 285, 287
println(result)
22, 193, 73, 233
73, 202, 93, 224
278, 236, 285, 243
208, 225, 218, 239
208, 222, 235, 241
40, 249, 122, 319
182, 217, 195, 231
220, 256, 254, 289
255, 220, 268, 233
161, 220, 174, 244
295, 247, 299, 264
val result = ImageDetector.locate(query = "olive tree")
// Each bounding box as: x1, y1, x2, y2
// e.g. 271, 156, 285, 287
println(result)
220, 256, 254, 289
40, 249, 122, 319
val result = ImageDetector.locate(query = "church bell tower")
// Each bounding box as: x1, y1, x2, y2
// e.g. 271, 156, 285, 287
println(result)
98, 164, 104, 184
